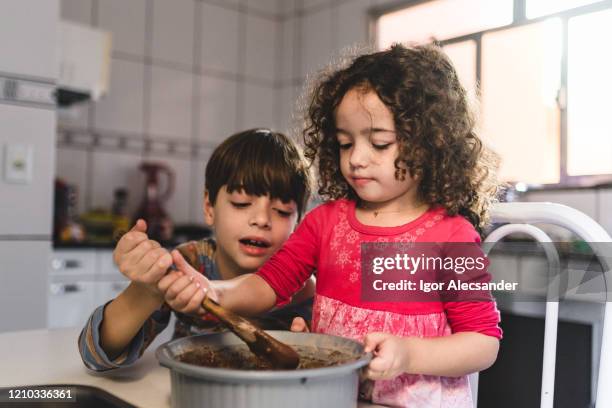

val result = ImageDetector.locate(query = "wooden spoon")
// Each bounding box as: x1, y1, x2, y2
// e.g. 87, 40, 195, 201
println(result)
202, 296, 300, 369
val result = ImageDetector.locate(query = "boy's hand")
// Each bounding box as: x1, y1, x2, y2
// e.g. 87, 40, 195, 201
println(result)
157, 249, 219, 314
363, 333, 409, 380
290, 317, 310, 333
113, 219, 172, 298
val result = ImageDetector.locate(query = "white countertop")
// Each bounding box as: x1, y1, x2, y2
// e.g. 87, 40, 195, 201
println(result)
0, 328, 383, 408
0, 328, 171, 408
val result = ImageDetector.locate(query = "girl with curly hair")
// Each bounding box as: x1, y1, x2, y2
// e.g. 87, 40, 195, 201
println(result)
163, 44, 502, 407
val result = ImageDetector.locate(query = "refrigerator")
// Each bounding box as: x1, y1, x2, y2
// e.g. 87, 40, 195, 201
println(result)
0, 0, 59, 332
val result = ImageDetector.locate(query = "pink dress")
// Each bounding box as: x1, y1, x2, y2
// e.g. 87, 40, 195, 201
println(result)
257, 199, 502, 407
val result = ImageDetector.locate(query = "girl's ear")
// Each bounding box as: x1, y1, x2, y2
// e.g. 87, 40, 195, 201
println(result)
203, 190, 215, 226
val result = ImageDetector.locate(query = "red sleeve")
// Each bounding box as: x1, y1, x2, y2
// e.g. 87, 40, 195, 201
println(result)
442, 221, 503, 339
255, 206, 321, 306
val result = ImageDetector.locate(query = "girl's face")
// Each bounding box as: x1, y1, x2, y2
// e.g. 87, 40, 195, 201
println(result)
335, 88, 419, 206
203, 187, 298, 277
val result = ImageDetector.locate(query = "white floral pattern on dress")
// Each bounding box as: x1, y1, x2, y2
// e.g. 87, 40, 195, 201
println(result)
312, 294, 473, 408
346, 230, 359, 243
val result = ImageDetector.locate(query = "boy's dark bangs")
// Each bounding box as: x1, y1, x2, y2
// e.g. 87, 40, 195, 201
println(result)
206, 129, 309, 216
218, 133, 307, 212
224, 148, 303, 206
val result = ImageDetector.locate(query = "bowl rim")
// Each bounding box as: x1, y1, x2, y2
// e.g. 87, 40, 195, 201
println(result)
155, 330, 372, 382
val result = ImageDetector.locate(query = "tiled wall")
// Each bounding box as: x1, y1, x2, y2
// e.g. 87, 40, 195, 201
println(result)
57, 0, 286, 225
56, 0, 387, 226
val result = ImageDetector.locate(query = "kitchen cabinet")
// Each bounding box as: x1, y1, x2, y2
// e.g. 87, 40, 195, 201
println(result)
48, 249, 129, 329
0, 242, 48, 332
48, 281, 98, 329
0, 0, 58, 81
50, 250, 96, 276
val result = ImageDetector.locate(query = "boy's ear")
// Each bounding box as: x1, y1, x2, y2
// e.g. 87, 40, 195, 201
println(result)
203, 190, 215, 226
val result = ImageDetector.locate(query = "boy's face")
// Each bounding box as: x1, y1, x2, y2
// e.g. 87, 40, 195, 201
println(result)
203, 187, 298, 276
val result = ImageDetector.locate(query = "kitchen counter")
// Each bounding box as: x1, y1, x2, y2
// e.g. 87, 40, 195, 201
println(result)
0, 328, 384, 408
0, 328, 170, 407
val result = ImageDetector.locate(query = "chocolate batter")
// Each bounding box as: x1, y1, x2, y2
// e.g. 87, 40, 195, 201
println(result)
178, 345, 355, 370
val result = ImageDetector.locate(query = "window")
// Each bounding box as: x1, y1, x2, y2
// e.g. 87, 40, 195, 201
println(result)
526, 0, 603, 19
376, 0, 513, 49
567, 9, 612, 176
375, 0, 612, 186
480, 20, 562, 184
442, 40, 478, 105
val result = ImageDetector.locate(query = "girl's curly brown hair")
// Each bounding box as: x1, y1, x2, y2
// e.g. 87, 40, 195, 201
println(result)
302, 43, 499, 234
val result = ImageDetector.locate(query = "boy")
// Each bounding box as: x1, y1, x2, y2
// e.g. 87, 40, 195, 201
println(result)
79, 129, 314, 371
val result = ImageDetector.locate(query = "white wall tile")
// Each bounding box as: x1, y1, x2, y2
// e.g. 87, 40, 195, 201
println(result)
145, 154, 193, 224
190, 159, 209, 223
300, 8, 333, 79
280, 16, 296, 82
151, 0, 195, 67
90, 150, 144, 217
525, 190, 598, 220
200, 3, 240, 74
334, 0, 373, 51
198, 75, 238, 143
149, 66, 193, 141
371, 0, 397, 7
246, 0, 280, 15
55, 147, 89, 215
245, 14, 277, 82
57, 104, 90, 129
208, 0, 242, 7
61, 0, 93, 24
599, 188, 612, 235
278, 84, 299, 134
93, 58, 144, 134
242, 83, 276, 130
97, 0, 147, 57
279, 0, 298, 16
301, 0, 330, 12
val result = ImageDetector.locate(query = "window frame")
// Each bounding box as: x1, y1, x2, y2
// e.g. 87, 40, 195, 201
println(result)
370, 0, 612, 189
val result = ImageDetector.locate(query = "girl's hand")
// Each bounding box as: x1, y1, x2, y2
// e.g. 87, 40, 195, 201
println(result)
363, 333, 409, 380
157, 249, 219, 314
290, 317, 310, 333
113, 219, 173, 298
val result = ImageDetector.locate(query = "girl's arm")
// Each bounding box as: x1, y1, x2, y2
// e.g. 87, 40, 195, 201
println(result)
364, 331, 499, 379
161, 251, 278, 317
214, 273, 278, 315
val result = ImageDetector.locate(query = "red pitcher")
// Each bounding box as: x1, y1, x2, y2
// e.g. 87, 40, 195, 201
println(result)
133, 162, 175, 242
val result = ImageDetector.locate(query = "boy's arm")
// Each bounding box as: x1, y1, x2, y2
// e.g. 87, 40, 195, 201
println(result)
94, 220, 172, 360
78, 291, 170, 371
99, 282, 165, 359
